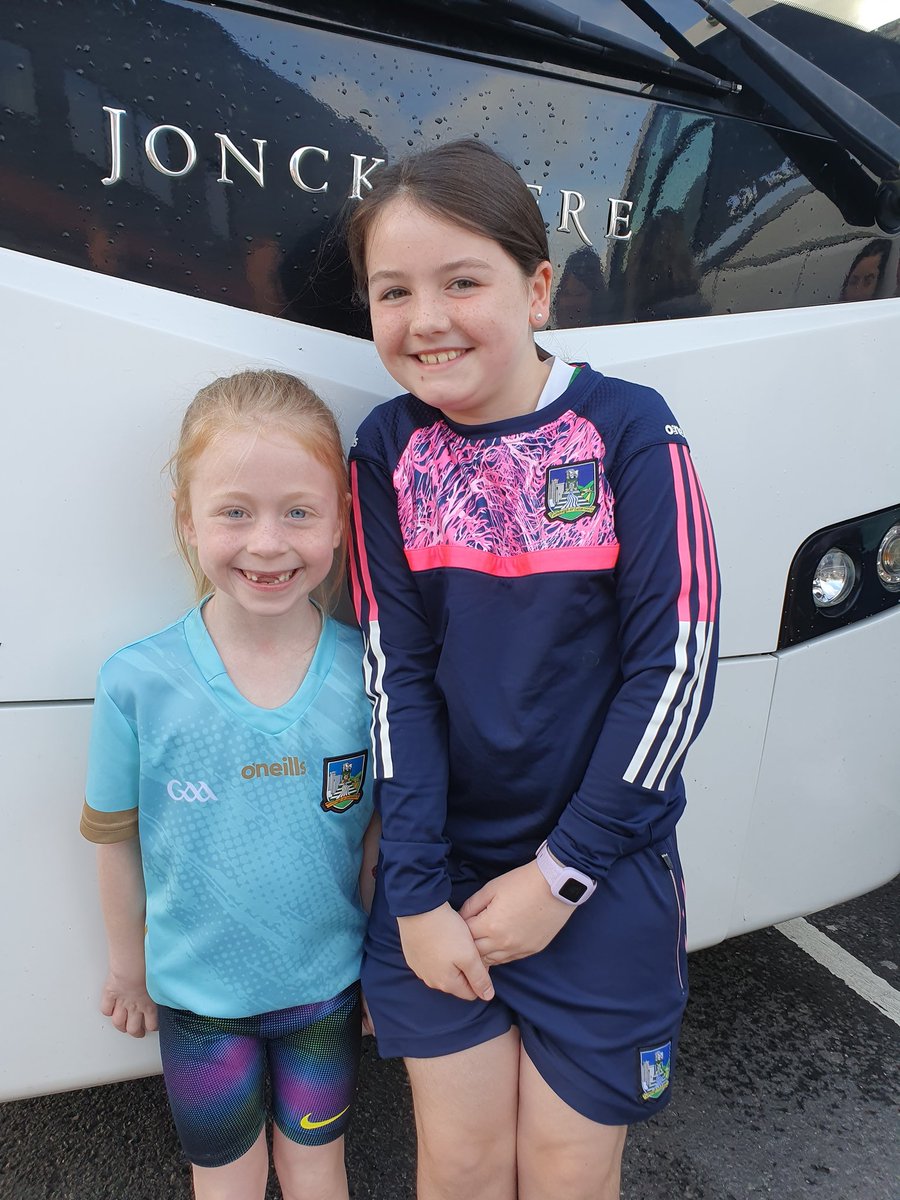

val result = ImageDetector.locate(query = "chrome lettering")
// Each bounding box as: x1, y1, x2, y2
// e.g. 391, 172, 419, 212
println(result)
350, 154, 385, 199
145, 124, 198, 178
558, 190, 592, 246
216, 134, 266, 187
289, 145, 329, 192
605, 198, 633, 241
101, 106, 126, 186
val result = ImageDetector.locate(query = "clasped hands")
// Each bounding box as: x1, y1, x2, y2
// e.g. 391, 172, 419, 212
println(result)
396, 861, 575, 1003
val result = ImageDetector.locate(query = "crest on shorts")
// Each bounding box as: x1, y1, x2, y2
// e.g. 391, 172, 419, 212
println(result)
321, 750, 368, 813
639, 1041, 671, 1101
545, 460, 598, 522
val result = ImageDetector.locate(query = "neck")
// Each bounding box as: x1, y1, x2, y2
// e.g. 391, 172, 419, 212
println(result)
201, 593, 322, 656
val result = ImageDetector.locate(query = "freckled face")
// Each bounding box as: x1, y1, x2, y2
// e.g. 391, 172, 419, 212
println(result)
182, 428, 342, 622
365, 199, 552, 425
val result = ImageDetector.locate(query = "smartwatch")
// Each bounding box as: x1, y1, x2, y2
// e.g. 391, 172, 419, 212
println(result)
535, 840, 597, 907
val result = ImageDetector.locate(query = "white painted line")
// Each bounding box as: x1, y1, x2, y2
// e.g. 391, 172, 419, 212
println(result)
776, 917, 900, 1029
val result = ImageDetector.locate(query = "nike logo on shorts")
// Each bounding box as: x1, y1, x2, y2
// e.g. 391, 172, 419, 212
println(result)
299, 1105, 350, 1130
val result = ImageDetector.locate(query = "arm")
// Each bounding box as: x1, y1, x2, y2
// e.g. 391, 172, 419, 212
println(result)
358, 811, 381, 915
464, 439, 719, 963
350, 448, 493, 1001
96, 837, 157, 1037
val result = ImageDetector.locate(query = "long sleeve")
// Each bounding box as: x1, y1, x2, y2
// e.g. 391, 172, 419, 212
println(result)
349, 451, 452, 917
549, 439, 720, 879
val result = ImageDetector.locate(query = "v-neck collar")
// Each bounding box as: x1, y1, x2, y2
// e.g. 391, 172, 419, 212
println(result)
183, 600, 336, 734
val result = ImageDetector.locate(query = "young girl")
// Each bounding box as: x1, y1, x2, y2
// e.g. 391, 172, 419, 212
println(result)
80, 370, 377, 1200
346, 140, 719, 1200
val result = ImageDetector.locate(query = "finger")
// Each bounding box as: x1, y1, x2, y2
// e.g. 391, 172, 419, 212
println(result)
110, 1001, 129, 1033
458, 952, 494, 1002
125, 1006, 146, 1039
144, 1005, 159, 1034
459, 888, 491, 921
99, 993, 115, 1018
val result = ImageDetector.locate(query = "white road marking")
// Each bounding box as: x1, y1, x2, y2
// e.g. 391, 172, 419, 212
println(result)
776, 917, 900, 1029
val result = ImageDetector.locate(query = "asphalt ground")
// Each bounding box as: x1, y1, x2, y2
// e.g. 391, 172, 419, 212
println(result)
2, 875, 898, 1200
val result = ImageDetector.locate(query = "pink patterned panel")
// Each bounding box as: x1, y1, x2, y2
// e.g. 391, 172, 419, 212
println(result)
393, 411, 616, 557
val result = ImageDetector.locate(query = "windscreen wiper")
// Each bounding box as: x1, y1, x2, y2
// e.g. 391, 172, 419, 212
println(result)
691, 0, 900, 231
617, 0, 711, 70
419, 0, 741, 95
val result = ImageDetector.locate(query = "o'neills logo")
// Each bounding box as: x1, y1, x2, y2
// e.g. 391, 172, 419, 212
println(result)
241, 757, 306, 780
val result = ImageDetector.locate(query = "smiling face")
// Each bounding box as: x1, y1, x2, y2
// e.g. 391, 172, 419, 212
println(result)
365, 198, 552, 425
181, 425, 342, 626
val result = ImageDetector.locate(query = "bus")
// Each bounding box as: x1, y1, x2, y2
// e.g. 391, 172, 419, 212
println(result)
1, 0, 898, 1100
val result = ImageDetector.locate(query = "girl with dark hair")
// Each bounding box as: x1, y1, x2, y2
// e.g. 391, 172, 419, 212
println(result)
347, 140, 720, 1200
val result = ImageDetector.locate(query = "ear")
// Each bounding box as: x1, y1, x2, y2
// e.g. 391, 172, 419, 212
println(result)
529, 260, 553, 326
181, 511, 198, 548
334, 492, 351, 550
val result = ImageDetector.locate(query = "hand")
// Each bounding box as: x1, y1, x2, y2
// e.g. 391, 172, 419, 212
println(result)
361, 990, 376, 1037
397, 903, 495, 1002
100, 970, 158, 1038
460, 861, 575, 966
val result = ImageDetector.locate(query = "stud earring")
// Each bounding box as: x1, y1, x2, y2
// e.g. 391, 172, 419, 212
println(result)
535, 312, 544, 322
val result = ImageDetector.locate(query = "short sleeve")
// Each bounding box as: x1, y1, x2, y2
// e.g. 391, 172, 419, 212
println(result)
81, 674, 140, 843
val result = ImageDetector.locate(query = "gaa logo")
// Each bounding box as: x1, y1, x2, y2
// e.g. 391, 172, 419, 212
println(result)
166, 779, 219, 804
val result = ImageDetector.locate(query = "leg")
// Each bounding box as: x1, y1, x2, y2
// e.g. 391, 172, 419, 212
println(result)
517, 1047, 626, 1200
405, 1028, 520, 1200
191, 1129, 269, 1200
267, 985, 360, 1200
271, 1128, 349, 1200
157, 1006, 268, 1189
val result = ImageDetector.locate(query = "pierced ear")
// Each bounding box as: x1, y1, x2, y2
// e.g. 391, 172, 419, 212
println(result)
531, 260, 553, 323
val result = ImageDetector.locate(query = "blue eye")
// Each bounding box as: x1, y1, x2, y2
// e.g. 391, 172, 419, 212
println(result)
289, 508, 308, 520
224, 508, 246, 519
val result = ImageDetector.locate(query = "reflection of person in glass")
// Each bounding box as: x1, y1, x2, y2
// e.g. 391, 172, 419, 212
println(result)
552, 246, 608, 328
840, 238, 891, 303
626, 208, 710, 321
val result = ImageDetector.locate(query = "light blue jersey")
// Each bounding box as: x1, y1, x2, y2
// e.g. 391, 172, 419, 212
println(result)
84, 604, 373, 1017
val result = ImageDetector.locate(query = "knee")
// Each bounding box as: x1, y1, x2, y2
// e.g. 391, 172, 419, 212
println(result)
417, 1131, 516, 1199
272, 1136, 348, 1200
518, 1131, 624, 1200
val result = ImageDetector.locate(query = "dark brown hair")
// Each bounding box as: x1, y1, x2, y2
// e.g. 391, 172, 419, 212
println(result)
346, 139, 550, 303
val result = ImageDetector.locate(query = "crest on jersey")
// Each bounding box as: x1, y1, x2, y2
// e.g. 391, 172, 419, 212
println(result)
545, 460, 598, 522
321, 750, 368, 813
639, 1041, 672, 1101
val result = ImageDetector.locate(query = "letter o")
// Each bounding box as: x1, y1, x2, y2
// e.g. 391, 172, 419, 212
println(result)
241, 765, 255, 779
145, 125, 198, 178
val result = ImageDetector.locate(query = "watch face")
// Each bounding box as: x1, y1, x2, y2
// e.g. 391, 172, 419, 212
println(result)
559, 877, 588, 903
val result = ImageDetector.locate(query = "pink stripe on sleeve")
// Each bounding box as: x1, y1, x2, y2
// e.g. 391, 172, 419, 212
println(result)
683, 451, 710, 622
349, 460, 379, 623
669, 444, 692, 622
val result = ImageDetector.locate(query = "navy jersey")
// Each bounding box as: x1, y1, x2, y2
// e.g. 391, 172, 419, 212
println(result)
349, 365, 719, 919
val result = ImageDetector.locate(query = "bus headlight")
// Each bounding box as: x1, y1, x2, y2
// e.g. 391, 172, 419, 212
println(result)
876, 524, 900, 591
812, 548, 856, 609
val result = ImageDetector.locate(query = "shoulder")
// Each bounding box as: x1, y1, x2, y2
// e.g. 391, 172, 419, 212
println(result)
573, 365, 688, 471
351, 393, 439, 465
98, 610, 194, 697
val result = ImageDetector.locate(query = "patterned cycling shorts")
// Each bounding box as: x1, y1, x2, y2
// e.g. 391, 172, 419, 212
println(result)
157, 981, 361, 1167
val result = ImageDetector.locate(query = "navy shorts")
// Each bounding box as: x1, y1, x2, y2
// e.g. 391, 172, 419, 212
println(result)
362, 835, 687, 1126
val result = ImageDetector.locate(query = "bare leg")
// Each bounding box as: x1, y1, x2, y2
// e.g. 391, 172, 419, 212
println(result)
272, 1127, 349, 1200
517, 1047, 627, 1200
405, 1028, 520, 1200
190, 1127, 269, 1200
